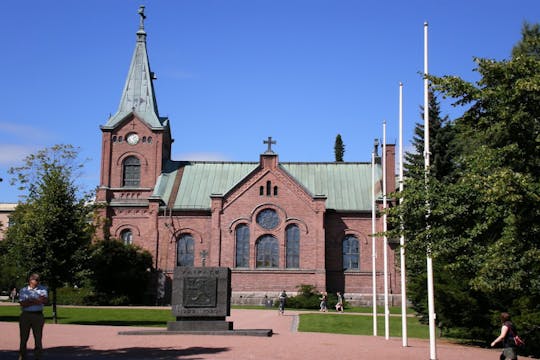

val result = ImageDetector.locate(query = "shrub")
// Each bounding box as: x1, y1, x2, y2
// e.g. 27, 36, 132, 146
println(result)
281, 284, 321, 310
88, 240, 153, 305
55, 286, 93, 305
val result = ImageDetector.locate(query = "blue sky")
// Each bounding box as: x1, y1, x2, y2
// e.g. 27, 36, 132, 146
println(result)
0, 0, 537, 202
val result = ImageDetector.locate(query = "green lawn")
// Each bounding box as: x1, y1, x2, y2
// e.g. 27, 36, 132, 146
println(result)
298, 313, 428, 338
0, 306, 174, 327
0, 305, 427, 338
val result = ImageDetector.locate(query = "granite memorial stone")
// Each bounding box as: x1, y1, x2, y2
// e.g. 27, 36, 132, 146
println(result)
168, 267, 232, 331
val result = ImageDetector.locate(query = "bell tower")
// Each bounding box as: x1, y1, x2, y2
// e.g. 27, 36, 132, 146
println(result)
96, 6, 172, 233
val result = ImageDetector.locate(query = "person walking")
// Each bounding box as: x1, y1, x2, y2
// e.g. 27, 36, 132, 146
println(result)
10, 287, 17, 302
18, 273, 48, 360
278, 290, 287, 315
491, 312, 519, 360
319, 292, 328, 312
335, 291, 344, 313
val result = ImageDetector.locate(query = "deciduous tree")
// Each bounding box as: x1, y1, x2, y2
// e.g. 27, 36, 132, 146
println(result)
5, 144, 93, 323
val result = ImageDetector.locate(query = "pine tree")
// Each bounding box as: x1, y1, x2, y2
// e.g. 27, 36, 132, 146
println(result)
391, 23, 540, 353
334, 134, 345, 162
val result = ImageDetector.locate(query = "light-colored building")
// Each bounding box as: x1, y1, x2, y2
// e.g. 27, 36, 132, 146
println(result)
0, 203, 17, 241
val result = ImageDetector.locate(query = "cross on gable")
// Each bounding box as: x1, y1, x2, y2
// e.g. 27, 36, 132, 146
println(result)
263, 136, 276, 154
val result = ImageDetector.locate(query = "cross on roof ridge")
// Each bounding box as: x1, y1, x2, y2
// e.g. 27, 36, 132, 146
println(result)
263, 136, 276, 154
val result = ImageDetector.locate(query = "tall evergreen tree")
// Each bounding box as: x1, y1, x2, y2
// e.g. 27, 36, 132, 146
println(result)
404, 90, 456, 181
388, 90, 480, 335
5, 144, 93, 323
390, 23, 540, 355
334, 134, 345, 162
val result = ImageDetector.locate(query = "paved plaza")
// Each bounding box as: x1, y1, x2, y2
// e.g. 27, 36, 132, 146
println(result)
0, 307, 501, 359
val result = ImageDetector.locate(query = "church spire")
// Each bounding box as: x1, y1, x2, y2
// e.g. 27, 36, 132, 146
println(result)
103, 6, 165, 130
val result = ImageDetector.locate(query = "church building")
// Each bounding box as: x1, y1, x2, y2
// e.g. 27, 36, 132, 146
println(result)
96, 7, 400, 305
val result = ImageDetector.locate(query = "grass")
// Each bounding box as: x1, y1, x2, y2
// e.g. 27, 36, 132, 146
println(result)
0, 304, 427, 338
0, 305, 174, 327
298, 313, 428, 339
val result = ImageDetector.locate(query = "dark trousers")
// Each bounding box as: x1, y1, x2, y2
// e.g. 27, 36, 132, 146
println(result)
19, 311, 45, 359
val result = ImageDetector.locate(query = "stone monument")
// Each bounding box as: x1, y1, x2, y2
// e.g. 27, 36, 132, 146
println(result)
119, 266, 272, 336
168, 266, 232, 331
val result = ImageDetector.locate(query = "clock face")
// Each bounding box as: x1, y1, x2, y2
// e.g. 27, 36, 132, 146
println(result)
126, 133, 139, 145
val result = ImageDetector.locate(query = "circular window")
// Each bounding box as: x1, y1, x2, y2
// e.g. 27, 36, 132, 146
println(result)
256, 209, 280, 230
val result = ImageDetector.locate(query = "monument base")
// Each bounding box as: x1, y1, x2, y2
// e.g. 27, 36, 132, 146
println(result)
167, 320, 233, 331
119, 328, 273, 337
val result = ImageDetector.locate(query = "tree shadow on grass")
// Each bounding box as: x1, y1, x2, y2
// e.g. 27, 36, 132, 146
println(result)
0, 345, 230, 359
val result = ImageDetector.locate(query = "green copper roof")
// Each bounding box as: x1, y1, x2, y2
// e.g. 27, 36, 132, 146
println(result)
152, 161, 382, 212
103, 6, 165, 130
281, 163, 380, 211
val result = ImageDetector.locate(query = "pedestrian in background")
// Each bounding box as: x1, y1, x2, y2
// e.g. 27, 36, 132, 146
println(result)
319, 292, 328, 312
335, 291, 344, 313
278, 290, 287, 315
10, 287, 17, 302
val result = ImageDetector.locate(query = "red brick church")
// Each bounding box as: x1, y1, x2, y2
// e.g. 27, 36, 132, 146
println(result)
95, 7, 400, 305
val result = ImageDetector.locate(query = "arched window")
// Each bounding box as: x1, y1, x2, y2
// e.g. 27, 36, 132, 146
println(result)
120, 229, 133, 245
256, 235, 278, 268
177, 234, 194, 266
235, 224, 250, 268
342, 235, 359, 270
123, 156, 140, 187
266, 180, 271, 196
286, 224, 300, 268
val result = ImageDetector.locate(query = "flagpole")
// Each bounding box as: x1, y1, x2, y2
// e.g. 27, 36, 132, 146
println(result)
371, 140, 378, 337
399, 81, 408, 347
424, 21, 438, 360
382, 120, 390, 340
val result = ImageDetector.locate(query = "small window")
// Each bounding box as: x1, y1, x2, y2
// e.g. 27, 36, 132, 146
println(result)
266, 180, 271, 196
123, 156, 140, 187
142, 136, 147, 143
256, 235, 279, 268
177, 234, 194, 266
118, 136, 123, 142
112, 135, 117, 142
286, 224, 300, 268
273, 186, 278, 196
147, 136, 153, 144
259, 186, 264, 196
120, 229, 133, 245
235, 224, 250, 268
342, 235, 359, 270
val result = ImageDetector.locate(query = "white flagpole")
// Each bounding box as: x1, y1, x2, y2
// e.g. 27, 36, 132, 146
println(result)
382, 120, 390, 340
399, 82, 408, 347
371, 140, 378, 337
424, 21, 438, 360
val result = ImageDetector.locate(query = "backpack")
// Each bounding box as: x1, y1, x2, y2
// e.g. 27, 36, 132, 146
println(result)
514, 334, 525, 347
508, 325, 525, 347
